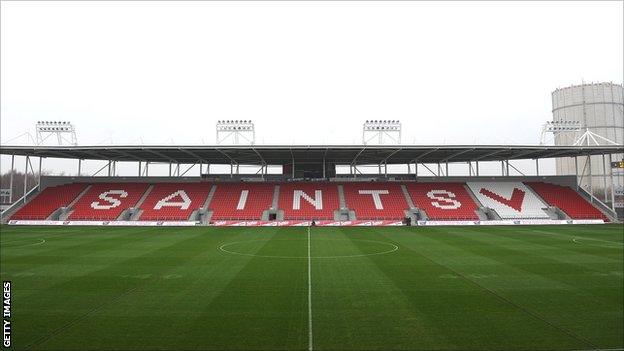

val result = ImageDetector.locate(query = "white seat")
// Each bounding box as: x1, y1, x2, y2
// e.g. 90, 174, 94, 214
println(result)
467, 181, 549, 219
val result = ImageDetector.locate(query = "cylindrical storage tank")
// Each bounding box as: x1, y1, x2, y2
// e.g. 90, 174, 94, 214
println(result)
551, 82, 624, 215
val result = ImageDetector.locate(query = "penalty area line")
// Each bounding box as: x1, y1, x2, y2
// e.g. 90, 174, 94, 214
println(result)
0, 239, 46, 247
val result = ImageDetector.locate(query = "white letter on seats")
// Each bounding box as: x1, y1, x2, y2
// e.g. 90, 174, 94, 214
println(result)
358, 190, 389, 210
427, 190, 461, 209
293, 190, 323, 210
91, 190, 128, 210
155, 190, 191, 210
237, 190, 249, 210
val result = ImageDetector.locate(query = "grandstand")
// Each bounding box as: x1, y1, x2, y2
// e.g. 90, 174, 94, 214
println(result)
1, 144, 622, 225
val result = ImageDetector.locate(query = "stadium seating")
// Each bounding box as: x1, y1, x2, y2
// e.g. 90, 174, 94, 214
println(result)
467, 181, 549, 219
525, 182, 608, 220
68, 183, 149, 220
139, 183, 211, 221
342, 183, 408, 220
210, 183, 275, 220
8, 180, 609, 223
279, 182, 339, 220
10, 183, 88, 220
406, 182, 480, 220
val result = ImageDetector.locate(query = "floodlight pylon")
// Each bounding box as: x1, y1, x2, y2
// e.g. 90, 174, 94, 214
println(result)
216, 120, 255, 144
35, 121, 78, 146
362, 120, 401, 145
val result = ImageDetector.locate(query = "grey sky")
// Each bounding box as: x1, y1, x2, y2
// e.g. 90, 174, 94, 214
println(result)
1, 1, 622, 176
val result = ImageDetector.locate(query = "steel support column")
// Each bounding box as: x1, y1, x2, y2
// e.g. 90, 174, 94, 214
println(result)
608, 154, 616, 212
575, 156, 579, 190
535, 159, 539, 176
588, 155, 593, 202
9, 155, 14, 203
23, 156, 29, 203
602, 154, 609, 203
38, 157, 43, 190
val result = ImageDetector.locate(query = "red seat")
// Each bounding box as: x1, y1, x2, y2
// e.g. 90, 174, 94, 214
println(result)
525, 182, 608, 221
406, 182, 480, 220
69, 183, 149, 220
139, 183, 211, 221
210, 183, 274, 220
279, 182, 339, 220
11, 183, 87, 220
342, 183, 407, 220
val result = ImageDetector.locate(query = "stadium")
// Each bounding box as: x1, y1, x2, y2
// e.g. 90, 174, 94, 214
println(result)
1, 2, 623, 351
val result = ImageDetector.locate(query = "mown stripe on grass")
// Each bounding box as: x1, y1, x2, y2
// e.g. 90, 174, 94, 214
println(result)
374, 226, 594, 350
187, 227, 308, 350
406, 226, 617, 349
2, 227, 179, 299
311, 227, 450, 350
20, 228, 216, 350
436, 227, 623, 308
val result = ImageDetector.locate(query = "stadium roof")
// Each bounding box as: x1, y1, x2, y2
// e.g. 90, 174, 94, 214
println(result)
1, 145, 622, 165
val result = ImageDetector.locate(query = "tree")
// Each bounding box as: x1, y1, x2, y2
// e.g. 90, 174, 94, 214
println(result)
0, 170, 48, 203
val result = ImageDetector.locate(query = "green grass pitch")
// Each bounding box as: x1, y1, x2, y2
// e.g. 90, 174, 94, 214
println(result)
1, 224, 622, 350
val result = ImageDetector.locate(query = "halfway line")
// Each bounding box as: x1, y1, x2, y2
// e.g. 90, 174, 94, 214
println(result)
307, 226, 313, 351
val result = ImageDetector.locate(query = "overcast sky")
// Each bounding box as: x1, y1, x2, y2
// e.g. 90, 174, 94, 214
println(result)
1, 1, 622, 176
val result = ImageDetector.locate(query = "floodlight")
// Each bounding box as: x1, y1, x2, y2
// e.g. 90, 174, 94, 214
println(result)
35, 120, 77, 146
363, 119, 401, 144
216, 119, 255, 144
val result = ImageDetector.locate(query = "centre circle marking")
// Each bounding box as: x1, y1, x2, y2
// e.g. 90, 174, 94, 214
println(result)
219, 238, 399, 259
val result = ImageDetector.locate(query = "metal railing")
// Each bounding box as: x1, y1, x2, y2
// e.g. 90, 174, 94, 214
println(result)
0, 186, 42, 221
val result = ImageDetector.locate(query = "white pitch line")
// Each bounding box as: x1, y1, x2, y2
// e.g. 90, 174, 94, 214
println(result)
218, 239, 398, 259
0, 239, 46, 247
533, 230, 623, 246
307, 226, 313, 351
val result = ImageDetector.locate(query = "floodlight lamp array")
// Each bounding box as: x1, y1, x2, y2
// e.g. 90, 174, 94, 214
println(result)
217, 120, 253, 125
216, 120, 254, 132
363, 119, 401, 131
36, 121, 75, 132
545, 120, 581, 132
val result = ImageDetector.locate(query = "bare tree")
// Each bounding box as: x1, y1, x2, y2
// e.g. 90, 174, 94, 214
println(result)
0, 170, 50, 203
